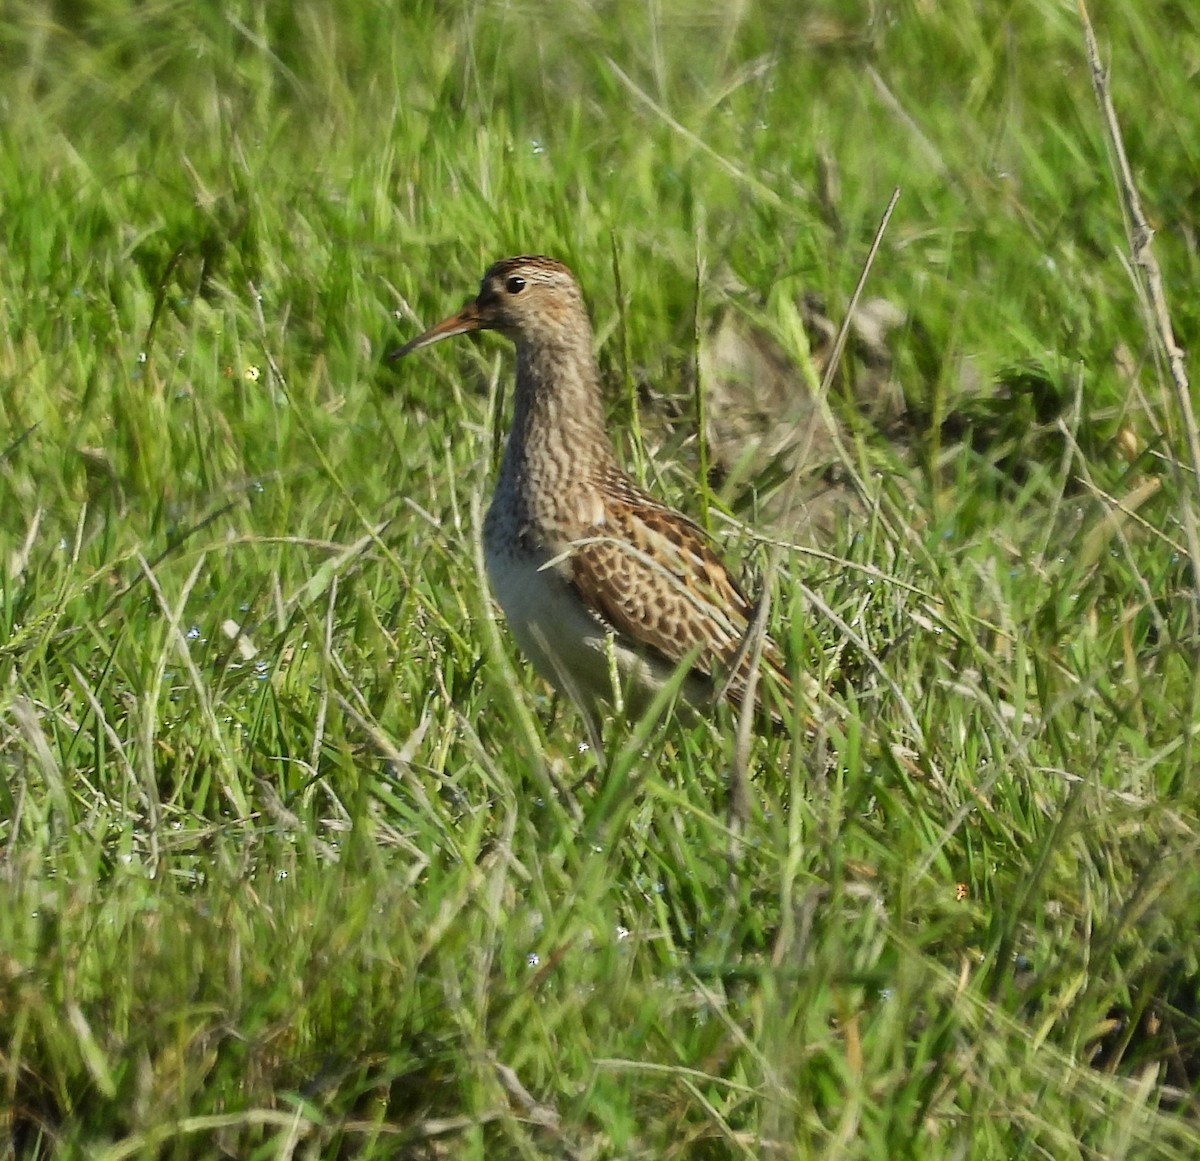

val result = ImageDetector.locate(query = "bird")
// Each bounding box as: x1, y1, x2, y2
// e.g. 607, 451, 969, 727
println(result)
392, 255, 791, 740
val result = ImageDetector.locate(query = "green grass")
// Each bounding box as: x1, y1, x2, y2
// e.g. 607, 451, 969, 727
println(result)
2, 0, 1199, 1156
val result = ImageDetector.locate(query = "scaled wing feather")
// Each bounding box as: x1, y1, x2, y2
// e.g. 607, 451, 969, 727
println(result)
567, 467, 789, 707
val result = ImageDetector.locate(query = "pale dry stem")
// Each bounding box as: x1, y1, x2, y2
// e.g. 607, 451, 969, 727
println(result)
1077, 2, 1200, 609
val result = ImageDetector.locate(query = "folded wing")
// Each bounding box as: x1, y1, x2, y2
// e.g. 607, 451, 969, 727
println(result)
567, 465, 790, 710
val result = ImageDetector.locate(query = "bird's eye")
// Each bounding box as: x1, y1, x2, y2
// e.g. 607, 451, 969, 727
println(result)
505, 275, 526, 295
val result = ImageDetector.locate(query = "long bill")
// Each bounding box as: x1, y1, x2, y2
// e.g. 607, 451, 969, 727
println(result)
389, 299, 485, 360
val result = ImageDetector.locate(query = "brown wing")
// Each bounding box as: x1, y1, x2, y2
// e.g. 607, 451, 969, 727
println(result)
568, 465, 790, 706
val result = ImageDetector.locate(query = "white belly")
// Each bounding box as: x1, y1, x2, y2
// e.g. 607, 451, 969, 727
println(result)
482, 497, 707, 722
484, 532, 614, 703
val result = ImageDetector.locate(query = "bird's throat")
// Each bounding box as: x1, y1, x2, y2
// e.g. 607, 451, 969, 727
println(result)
504, 339, 614, 485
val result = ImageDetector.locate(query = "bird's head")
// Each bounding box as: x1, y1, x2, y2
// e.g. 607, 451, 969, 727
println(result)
391, 256, 587, 359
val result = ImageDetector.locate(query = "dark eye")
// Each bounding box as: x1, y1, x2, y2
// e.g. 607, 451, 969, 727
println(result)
505, 275, 526, 295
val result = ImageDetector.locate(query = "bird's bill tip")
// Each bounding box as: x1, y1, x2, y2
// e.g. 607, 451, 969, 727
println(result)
388, 301, 484, 361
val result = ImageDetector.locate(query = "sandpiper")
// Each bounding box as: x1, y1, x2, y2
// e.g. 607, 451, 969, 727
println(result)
393, 256, 790, 737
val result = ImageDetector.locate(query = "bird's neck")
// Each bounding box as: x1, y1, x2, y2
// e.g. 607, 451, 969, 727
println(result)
504, 334, 616, 482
